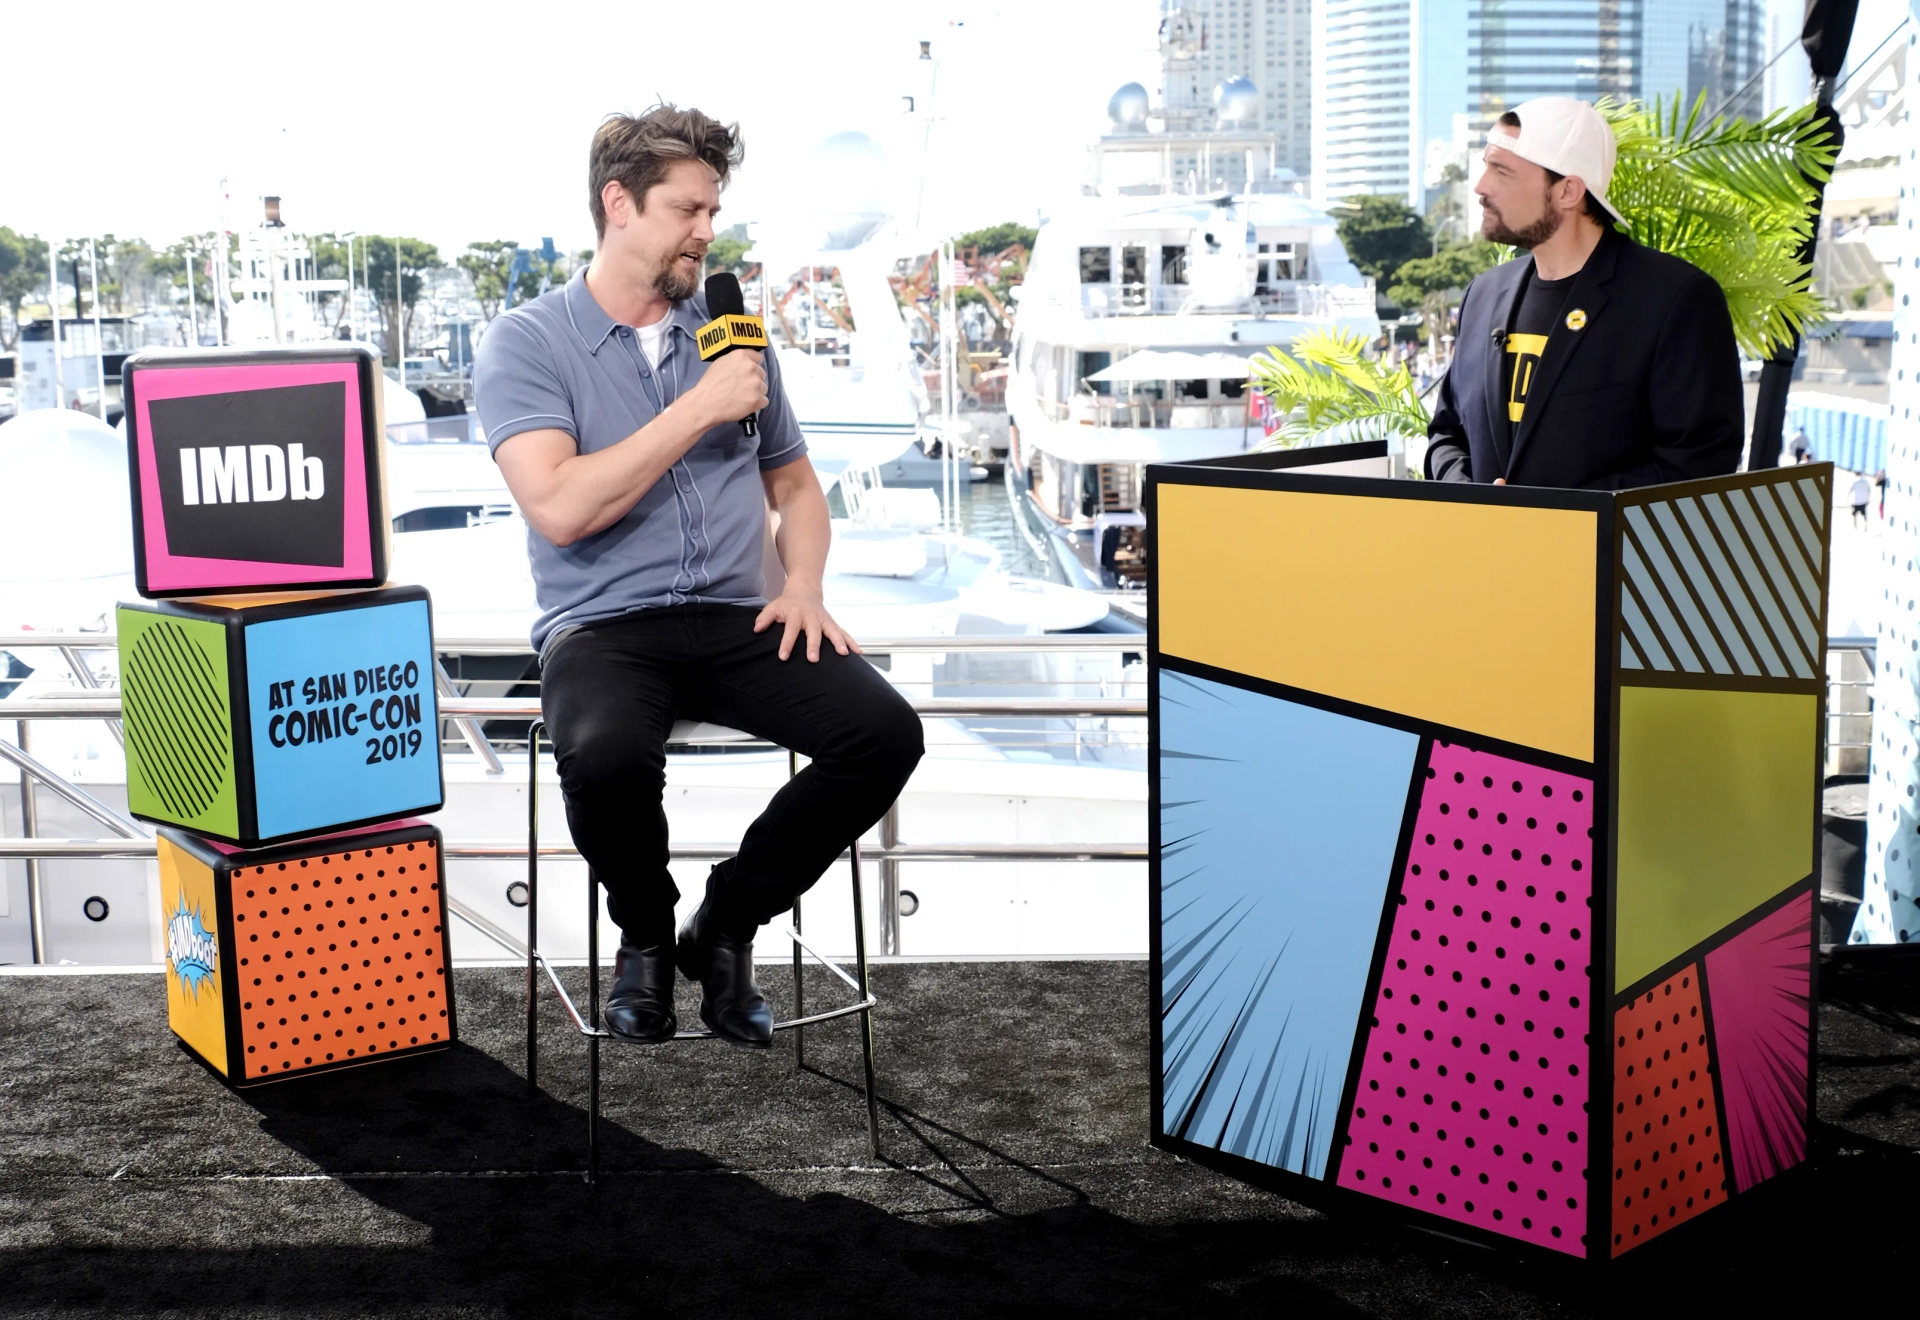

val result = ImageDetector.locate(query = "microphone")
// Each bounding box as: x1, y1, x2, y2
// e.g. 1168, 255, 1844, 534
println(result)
698, 272, 769, 438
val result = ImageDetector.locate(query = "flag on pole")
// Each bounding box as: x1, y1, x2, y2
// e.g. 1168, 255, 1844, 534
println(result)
1249, 387, 1284, 437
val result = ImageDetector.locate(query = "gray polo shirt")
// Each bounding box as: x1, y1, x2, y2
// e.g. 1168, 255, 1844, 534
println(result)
473, 268, 807, 654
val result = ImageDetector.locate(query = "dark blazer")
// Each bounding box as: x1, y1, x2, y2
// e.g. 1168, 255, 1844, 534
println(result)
1424, 227, 1744, 490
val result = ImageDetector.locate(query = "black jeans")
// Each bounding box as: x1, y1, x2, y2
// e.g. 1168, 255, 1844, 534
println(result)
540, 604, 924, 947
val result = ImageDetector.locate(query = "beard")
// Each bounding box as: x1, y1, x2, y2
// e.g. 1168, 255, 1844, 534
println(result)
651, 249, 704, 302
1481, 195, 1563, 249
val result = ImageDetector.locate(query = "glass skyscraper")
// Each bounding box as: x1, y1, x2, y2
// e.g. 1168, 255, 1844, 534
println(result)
1310, 1, 1776, 207
1468, 0, 1642, 133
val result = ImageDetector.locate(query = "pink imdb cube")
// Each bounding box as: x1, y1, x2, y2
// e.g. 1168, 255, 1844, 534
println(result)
123, 346, 390, 598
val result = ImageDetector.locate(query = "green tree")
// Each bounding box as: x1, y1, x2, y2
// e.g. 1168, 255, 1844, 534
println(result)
1386, 240, 1504, 344
1333, 194, 1433, 287
0, 226, 49, 350
100, 235, 160, 313
301, 233, 356, 333
955, 222, 1036, 255
457, 240, 518, 321
147, 233, 224, 332
360, 235, 444, 362
706, 233, 752, 281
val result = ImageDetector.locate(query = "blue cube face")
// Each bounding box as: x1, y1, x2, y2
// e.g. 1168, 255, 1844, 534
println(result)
242, 598, 442, 841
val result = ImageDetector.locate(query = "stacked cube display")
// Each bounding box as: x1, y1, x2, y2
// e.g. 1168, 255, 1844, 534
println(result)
122, 346, 455, 1087
1147, 448, 1827, 1265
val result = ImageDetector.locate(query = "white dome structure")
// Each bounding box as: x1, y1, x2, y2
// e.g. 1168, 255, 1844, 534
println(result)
0, 408, 135, 628
1108, 82, 1149, 129
1214, 76, 1259, 125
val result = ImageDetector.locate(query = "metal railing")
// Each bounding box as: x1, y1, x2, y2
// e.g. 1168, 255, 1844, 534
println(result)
1067, 280, 1377, 319
0, 633, 1150, 965
2, 633, 1880, 965
1827, 636, 1875, 772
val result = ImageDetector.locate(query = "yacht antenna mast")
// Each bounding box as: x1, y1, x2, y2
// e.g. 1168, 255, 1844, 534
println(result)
45, 236, 63, 410
88, 238, 106, 419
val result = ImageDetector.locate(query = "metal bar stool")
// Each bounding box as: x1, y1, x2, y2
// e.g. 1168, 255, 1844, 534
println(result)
521, 719, 882, 1185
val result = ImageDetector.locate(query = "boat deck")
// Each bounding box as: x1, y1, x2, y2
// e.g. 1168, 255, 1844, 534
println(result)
4, 958, 1917, 1317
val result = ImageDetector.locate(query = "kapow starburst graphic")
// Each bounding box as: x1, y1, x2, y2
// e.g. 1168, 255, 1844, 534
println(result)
166, 899, 218, 997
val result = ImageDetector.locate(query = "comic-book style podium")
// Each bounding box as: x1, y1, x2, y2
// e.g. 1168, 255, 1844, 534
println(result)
1147, 443, 1828, 1265
120, 347, 455, 1086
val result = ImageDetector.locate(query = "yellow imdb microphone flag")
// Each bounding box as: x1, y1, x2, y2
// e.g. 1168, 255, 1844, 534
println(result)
696, 314, 769, 360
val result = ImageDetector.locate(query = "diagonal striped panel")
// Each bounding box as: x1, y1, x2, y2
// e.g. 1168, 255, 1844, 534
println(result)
117, 605, 240, 839
1618, 475, 1825, 680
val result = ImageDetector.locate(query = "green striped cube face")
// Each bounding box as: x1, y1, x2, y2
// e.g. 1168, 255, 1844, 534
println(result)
118, 605, 241, 839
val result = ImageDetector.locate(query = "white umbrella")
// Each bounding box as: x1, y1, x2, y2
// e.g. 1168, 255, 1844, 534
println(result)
1086, 349, 1254, 383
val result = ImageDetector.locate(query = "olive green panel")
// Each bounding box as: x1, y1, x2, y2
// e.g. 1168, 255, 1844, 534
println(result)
117, 605, 240, 839
1614, 685, 1818, 992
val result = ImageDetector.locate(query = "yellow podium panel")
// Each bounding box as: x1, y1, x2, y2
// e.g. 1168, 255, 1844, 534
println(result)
1157, 482, 1598, 761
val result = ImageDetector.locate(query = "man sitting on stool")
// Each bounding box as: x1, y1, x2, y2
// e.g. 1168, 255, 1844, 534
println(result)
474, 105, 923, 1047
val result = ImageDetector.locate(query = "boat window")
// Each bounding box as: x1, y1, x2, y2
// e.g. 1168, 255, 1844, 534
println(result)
1220, 378, 1246, 399
1160, 245, 1188, 285
1120, 246, 1147, 309
1255, 242, 1299, 291
1176, 379, 1208, 401
1078, 350, 1112, 396
1079, 247, 1112, 283
1079, 463, 1102, 520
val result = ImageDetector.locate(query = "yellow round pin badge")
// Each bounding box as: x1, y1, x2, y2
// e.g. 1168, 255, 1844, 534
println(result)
1566, 308, 1588, 331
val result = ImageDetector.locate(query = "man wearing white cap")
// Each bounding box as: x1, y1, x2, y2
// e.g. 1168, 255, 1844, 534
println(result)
1424, 97, 1743, 489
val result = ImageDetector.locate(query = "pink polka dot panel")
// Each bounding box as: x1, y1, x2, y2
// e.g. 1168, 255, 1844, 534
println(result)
1335, 741, 1594, 1255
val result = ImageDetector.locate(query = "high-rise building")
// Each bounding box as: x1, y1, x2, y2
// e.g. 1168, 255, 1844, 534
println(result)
1310, 1, 1780, 214
1468, 1, 1642, 134
1763, 0, 1813, 114
1310, 0, 1469, 209
1638, 0, 1768, 119
1160, 0, 1314, 179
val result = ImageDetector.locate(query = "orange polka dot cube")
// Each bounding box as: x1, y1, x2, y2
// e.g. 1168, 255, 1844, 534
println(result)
158, 819, 457, 1086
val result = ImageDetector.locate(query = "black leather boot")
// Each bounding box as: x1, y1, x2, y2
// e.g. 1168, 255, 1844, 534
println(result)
676, 862, 772, 1049
696, 932, 772, 1049
603, 944, 677, 1042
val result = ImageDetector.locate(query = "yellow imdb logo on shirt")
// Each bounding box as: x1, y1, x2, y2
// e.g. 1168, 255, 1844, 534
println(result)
1506, 332, 1549, 422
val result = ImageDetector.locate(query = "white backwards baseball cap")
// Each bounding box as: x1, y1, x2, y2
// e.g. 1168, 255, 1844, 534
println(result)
1484, 97, 1626, 227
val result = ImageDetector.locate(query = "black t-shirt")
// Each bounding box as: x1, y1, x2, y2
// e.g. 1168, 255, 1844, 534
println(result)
1502, 269, 1577, 446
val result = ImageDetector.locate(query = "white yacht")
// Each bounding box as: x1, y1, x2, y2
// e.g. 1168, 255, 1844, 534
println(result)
1006, 79, 1380, 591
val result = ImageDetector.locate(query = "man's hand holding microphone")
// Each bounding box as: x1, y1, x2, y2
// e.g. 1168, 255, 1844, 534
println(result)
687, 347, 767, 430
686, 272, 769, 434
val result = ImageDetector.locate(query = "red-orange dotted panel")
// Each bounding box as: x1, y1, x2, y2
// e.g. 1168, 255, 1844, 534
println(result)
1611, 966, 1727, 1256
228, 837, 451, 1080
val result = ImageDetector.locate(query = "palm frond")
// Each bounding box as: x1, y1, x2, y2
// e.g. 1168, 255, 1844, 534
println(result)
1598, 93, 1835, 356
1251, 329, 1430, 449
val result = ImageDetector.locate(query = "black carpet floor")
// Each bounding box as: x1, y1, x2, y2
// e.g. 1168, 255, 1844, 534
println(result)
2, 957, 1916, 1319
